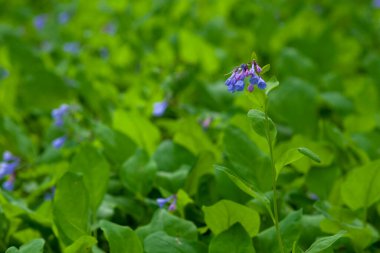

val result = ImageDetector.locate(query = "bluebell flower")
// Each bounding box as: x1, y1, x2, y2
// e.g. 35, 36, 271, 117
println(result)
153, 101, 168, 117
225, 61, 266, 93
52, 104, 70, 127
63, 42, 80, 55
0, 151, 19, 179
52, 136, 66, 149
374, 0, 380, 7
3, 175, 15, 191
58, 12, 70, 24
103, 23, 117, 35
156, 195, 177, 211
34, 15, 46, 30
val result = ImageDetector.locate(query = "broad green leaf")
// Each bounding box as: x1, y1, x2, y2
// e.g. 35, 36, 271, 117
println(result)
113, 110, 160, 155
94, 123, 137, 165
209, 223, 256, 253
254, 210, 303, 253
297, 147, 321, 163
53, 172, 90, 246
265, 76, 280, 95
70, 145, 110, 213
153, 140, 196, 172
214, 165, 273, 222
275, 148, 304, 175
223, 126, 272, 192
64, 236, 97, 253
5, 238, 45, 253
120, 149, 157, 196
203, 200, 260, 237
99, 220, 143, 253
341, 160, 380, 210
304, 231, 346, 253
247, 109, 277, 142
136, 209, 197, 241
156, 165, 191, 192
144, 231, 207, 253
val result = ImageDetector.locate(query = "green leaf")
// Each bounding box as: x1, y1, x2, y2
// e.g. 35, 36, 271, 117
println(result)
265, 77, 280, 95
99, 220, 143, 253
53, 172, 90, 246
260, 64, 270, 75
209, 223, 256, 253
203, 200, 260, 237
247, 109, 277, 142
144, 231, 207, 253
113, 110, 160, 155
136, 209, 198, 241
5, 239, 45, 253
305, 231, 346, 253
94, 123, 137, 165
275, 148, 304, 175
120, 149, 157, 196
255, 210, 303, 253
341, 160, 380, 210
223, 126, 272, 192
64, 236, 97, 253
297, 147, 321, 163
70, 144, 110, 213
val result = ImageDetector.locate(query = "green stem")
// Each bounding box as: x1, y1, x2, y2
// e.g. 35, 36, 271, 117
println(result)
264, 100, 285, 253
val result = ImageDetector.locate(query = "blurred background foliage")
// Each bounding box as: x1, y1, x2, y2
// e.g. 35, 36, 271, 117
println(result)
0, 0, 380, 252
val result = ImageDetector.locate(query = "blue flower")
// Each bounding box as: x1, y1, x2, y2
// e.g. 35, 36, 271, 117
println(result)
156, 195, 177, 211
0, 151, 19, 179
52, 104, 70, 127
103, 23, 117, 35
63, 42, 80, 55
153, 101, 168, 117
225, 61, 266, 93
58, 12, 70, 24
374, 0, 380, 7
3, 175, 15, 191
52, 136, 66, 149
34, 15, 46, 30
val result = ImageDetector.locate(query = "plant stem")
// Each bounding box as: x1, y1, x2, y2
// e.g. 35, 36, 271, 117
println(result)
264, 101, 285, 253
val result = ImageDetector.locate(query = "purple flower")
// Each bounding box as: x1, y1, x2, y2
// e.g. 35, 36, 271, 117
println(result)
225, 61, 266, 93
52, 136, 66, 149
34, 15, 46, 30
58, 12, 70, 24
63, 42, 80, 55
153, 101, 168, 117
44, 186, 56, 200
156, 195, 177, 211
201, 117, 213, 129
0, 151, 20, 179
374, 0, 380, 7
52, 104, 70, 127
3, 175, 15, 191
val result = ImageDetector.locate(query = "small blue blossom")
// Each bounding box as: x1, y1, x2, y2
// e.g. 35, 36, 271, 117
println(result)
3, 175, 15, 191
58, 12, 70, 24
156, 195, 177, 211
34, 15, 46, 30
225, 61, 266, 93
52, 104, 70, 127
63, 42, 80, 55
0, 151, 19, 179
103, 23, 117, 35
153, 101, 168, 117
52, 136, 66, 149
374, 0, 380, 7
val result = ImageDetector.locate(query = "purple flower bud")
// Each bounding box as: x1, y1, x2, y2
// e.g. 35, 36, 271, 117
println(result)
3, 151, 15, 162
52, 104, 70, 127
34, 15, 46, 30
52, 136, 66, 149
153, 101, 168, 117
168, 201, 176, 211
247, 84, 254, 92
201, 117, 212, 129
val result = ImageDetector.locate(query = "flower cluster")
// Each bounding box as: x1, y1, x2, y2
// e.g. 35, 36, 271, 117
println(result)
156, 194, 177, 211
0, 151, 20, 191
51, 104, 71, 148
225, 61, 266, 93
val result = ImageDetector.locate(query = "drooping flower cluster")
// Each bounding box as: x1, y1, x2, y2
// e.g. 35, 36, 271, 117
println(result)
156, 194, 177, 211
51, 104, 71, 148
0, 151, 20, 191
225, 61, 266, 93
